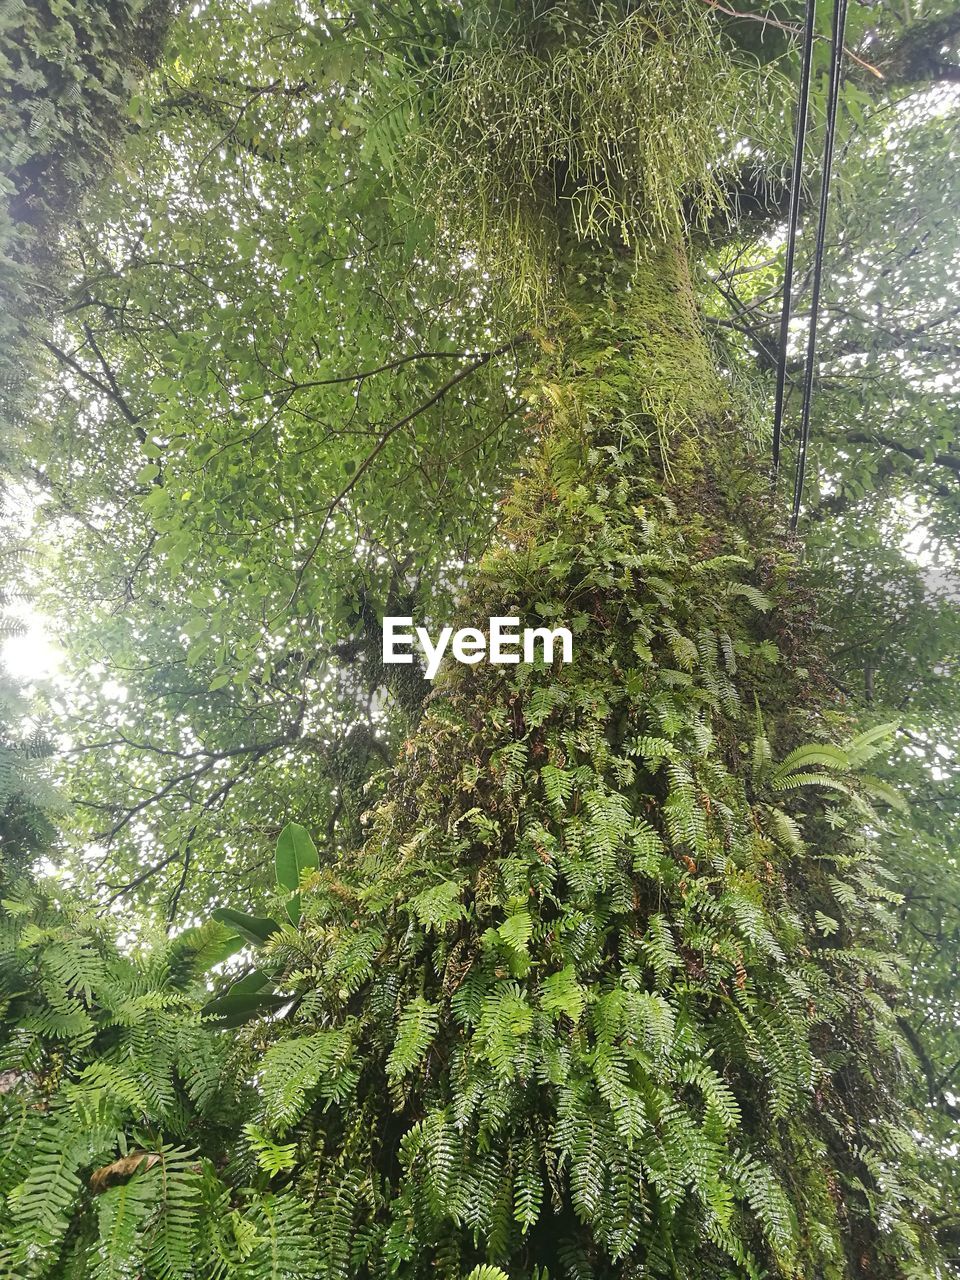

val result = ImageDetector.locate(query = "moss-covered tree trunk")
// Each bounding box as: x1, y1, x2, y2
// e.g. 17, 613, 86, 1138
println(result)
263, 231, 934, 1280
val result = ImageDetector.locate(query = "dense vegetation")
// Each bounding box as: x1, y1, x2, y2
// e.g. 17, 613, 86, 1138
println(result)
1, 0, 959, 1276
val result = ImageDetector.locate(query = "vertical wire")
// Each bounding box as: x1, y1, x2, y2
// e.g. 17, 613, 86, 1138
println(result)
771, 0, 818, 482
790, 0, 850, 531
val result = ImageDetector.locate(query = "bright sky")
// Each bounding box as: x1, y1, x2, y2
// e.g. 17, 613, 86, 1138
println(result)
2, 606, 63, 684
1, 485, 64, 686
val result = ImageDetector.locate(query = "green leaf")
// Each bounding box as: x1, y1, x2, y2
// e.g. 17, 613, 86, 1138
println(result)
859, 774, 909, 813
244, 1123, 298, 1176
275, 822, 319, 893
386, 997, 438, 1079
211, 907, 280, 947
728, 582, 771, 612
815, 911, 840, 936
844, 722, 898, 767
774, 743, 849, 777
498, 909, 533, 953
202, 970, 288, 1025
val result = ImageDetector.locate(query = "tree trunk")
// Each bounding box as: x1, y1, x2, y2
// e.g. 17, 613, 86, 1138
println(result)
279, 232, 931, 1279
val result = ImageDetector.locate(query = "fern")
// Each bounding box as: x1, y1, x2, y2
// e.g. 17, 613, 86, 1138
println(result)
260, 1028, 357, 1129
238, 1190, 324, 1280
408, 881, 466, 932
244, 1124, 298, 1176
540, 965, 585, 1022
387, 997, 439, 1080
91, 1162, 158, 1280
512, 1134, 543, 1232
678, 1059, 741, 1132
727, 582, 771, 612
641, 915, 681, 988
477, 984, 534, 1079
540, 764, 574, 809
497, 908, 533, 955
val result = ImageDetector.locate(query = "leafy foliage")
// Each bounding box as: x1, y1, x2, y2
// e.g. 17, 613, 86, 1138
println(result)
1, 0, 959, 1275
0, 860, 336, 1279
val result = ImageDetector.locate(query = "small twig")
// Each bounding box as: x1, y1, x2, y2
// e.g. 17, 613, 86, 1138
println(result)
166, 823, 199, 928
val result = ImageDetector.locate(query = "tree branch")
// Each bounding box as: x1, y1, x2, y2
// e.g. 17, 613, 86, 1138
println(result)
41, 335, 146, 441
287, 336, 526, 606
266, 348, 499, 397
846, 430, 960, 477
897, 1015, 960, 1120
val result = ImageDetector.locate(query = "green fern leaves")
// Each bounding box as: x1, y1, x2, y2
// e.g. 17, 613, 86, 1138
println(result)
387, 998, 439, 1081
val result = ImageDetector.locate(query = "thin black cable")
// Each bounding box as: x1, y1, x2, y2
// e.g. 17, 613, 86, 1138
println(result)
771, 0, 817, 481
790, 0, 849, 531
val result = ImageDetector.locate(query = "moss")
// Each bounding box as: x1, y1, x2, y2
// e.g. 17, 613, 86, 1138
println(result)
624, 237, 729, 434
531, 237, 736, 485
